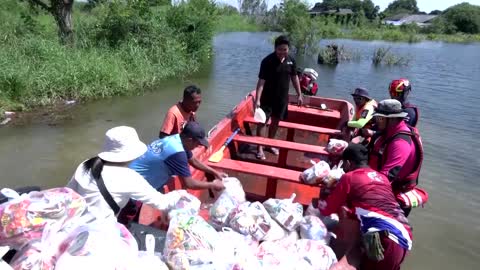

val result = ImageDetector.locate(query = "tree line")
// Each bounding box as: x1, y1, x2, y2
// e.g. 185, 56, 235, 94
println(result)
234, 0, 480, 35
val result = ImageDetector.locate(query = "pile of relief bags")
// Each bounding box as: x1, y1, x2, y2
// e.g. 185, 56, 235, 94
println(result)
0, 187, 166, 270
0, 139, 349, 270
300, 139, 349, 188
165, 177, 338, 270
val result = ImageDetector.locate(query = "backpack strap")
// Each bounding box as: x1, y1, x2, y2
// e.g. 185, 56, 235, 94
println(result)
93, 175, 120, 215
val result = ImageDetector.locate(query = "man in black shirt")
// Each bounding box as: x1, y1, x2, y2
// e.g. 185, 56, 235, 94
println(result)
255, 35, 303, 159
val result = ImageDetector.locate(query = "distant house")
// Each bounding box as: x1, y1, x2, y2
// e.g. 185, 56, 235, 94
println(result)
309, 6, 354, 17
384, 14, 438, 27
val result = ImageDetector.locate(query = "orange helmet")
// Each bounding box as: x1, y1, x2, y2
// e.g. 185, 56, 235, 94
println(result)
389, 78, 411, 97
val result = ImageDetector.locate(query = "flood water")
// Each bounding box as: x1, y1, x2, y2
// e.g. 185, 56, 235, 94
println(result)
1, 32, 480, 269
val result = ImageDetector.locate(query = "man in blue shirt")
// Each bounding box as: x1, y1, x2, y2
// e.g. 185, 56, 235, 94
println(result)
117, 122, 225, 225
130, 121, 226, 191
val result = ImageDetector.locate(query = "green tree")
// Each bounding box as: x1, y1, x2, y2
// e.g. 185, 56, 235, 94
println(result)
314, 0, 361, 12
280, 0, 322, 55
442, 3, 480, 34
422, 16, 457, 34
238, 0, 267, 17
362, 0, 379, 20
264, 4, 282, 30
86, 0, 105, 7
312, 0, 379, 21
314, 0, 336, 11
20, 0, 75, 44
166, 0, 218, 58
383, 0, 419, 17
217, 3, 239, 15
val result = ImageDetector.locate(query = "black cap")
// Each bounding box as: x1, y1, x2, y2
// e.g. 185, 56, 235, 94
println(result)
351, 87, 372, 100
342, 143, 369, 163
182, 121, 209, 147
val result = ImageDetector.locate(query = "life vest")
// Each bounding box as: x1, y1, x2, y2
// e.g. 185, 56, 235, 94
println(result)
354, 99, 378, 129
368, 126, 424, 193
300, 75, 318, 96
403, 103, 419, 127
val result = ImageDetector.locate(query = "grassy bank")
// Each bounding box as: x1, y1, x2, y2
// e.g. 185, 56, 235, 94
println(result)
215, 14, 261, 33
0, 0, 216, 113
0, 1, 263, 114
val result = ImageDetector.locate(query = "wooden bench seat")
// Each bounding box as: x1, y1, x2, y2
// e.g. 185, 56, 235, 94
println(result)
207, 158, 301, 183
243, 116, 341, 136
233, 134, 329, 156
287, 104, 341, 119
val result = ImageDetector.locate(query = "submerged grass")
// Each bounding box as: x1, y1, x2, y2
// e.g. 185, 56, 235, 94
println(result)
317, 44, 361, 65
372, 47, 411, 66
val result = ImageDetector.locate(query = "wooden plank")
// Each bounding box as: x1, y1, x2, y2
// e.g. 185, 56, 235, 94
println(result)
207, 158, 301, 184
233, 134, 329, 156
243, 116, 341, 135
288, 104, 341, 119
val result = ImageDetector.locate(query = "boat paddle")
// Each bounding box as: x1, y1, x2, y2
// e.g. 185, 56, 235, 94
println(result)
208, 128, 241, 163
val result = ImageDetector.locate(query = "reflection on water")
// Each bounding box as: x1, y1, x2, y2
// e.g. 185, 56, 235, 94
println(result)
1, 32, 479, 269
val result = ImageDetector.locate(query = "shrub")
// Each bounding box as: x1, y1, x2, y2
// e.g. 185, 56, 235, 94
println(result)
372, 47, 410, 66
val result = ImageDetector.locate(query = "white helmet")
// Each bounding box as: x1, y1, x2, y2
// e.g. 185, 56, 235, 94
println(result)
303, 68, 318, 81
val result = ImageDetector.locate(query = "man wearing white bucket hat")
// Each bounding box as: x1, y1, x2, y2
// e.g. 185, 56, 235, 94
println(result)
67, 126, 188, 223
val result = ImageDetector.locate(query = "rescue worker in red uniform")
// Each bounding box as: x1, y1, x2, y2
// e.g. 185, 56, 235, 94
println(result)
319, 143, 412, 270
360, 79, 419, 139
368, 99, 425, 217
299, 68, 319, 96
389, 78, 419, 127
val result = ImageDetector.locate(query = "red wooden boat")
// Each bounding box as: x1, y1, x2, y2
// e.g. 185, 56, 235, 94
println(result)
140, 91, 353, 218
140, 91, 360, 268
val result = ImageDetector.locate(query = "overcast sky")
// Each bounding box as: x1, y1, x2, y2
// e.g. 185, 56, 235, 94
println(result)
219, 0, 480, 13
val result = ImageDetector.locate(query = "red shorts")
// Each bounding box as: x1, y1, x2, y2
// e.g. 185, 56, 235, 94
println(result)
360, 236, 408, 270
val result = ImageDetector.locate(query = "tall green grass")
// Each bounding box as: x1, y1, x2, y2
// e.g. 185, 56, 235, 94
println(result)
215, 14, 261, 33
0, 0, 215, 111
0, 37, 195, 108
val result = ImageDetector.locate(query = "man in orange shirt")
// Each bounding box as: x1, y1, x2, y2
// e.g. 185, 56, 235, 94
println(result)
159, 85, 202, 138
